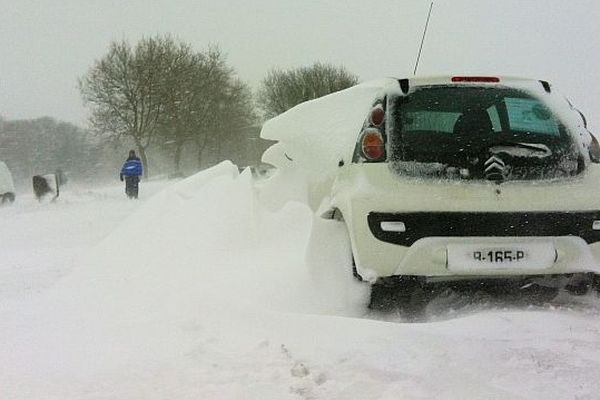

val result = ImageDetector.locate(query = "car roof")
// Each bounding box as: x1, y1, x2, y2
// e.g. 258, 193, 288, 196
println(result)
382, 75, 552, 96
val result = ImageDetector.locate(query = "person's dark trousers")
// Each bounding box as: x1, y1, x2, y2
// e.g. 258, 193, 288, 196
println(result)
125, 176, 140, 199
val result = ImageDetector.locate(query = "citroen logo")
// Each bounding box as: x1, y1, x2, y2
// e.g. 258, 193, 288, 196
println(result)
484, 155, 507, 182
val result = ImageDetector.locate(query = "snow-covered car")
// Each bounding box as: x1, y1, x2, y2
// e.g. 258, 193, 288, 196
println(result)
0, 161, 15, 204
322, 76, 600, 306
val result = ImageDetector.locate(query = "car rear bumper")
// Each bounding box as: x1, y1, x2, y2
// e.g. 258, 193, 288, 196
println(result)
331, 164, 600, 280
368, 211, 600, 246
350, 231, 600, 281
389, 236, 599, 277
362, 211, 600, 279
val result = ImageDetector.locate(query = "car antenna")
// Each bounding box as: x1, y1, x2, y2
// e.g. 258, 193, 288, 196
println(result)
413, 1, 434, 76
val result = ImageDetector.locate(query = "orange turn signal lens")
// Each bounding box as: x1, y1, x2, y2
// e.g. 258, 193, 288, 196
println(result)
361, 129, 385, 161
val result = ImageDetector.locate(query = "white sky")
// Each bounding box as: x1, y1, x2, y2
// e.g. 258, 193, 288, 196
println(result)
1, 0, 599, 131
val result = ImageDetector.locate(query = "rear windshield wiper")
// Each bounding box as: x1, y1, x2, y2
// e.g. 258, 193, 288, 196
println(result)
489, 142, 552, 157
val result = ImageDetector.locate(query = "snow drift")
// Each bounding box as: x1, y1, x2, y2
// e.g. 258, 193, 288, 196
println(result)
259, 80, 390, 209
1, 161, 600, 399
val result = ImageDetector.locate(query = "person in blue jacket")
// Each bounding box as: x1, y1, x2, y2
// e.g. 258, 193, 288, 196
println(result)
120, 150, 143, 199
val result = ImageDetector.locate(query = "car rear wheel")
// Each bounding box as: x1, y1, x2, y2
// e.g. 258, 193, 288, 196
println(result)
563, 273, 595, 296
369, 277, 428, 317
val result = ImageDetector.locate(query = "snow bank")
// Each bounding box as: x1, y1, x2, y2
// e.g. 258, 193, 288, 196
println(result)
38, 161, 367, 323
1, 162, 370, 398
260, 80, 389, 209
2, 162, 600, 399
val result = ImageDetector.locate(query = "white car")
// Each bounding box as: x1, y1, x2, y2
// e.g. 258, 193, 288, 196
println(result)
0, 161, 15, 204
321, 76, 600, 308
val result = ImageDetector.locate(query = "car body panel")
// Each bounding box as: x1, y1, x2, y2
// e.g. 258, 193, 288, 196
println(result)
331, 163, 600, 280
324, 76, 600, 283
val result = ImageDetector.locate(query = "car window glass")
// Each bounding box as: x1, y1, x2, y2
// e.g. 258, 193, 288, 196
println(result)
402, 111, 459, 134
504, 97, 560, 136
486, 105, 502, 132
388, 86, 581, 181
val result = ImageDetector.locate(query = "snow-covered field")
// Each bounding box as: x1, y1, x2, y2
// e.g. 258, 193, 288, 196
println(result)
1, 163, 600, 399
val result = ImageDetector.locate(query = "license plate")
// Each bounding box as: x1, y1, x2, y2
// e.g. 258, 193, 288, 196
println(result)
473, 249, 526, 263
447, 243, 555, 272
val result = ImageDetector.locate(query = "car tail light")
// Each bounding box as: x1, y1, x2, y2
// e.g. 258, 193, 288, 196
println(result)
360, 129, 385, 161
451, 76, 500, 83
589, 133, 600, 163
369, 105, 385, 127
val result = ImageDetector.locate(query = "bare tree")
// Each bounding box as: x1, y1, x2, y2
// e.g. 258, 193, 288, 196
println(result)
257, 62, 359, 119
157, 45, 203, 173
159, 47, 256, 170
79, 35, 185, 177
81, 37, 257, 176
0, 116, 107, 185
159, 47, 232, 172
214, 79, 256, 161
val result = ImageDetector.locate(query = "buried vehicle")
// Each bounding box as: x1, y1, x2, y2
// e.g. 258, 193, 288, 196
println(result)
0, 161, 15, 204
320, 76, 600, 309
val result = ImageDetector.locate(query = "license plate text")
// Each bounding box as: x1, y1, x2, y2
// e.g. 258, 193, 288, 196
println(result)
473, 250, 525, 263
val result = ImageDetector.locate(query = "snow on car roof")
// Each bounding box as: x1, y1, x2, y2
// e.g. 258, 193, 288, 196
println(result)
259, 76, 586, 210
260, 75, 560, 161
260, 79, 389, 209
385, 75, 555, 97
404, 75, 544, 85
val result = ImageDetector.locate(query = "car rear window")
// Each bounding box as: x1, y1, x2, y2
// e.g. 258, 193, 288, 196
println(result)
388, 86, 582, 181
504, 97, 560, 135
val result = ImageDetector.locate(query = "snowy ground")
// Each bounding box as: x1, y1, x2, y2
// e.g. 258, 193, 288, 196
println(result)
2, 163, 600, 399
